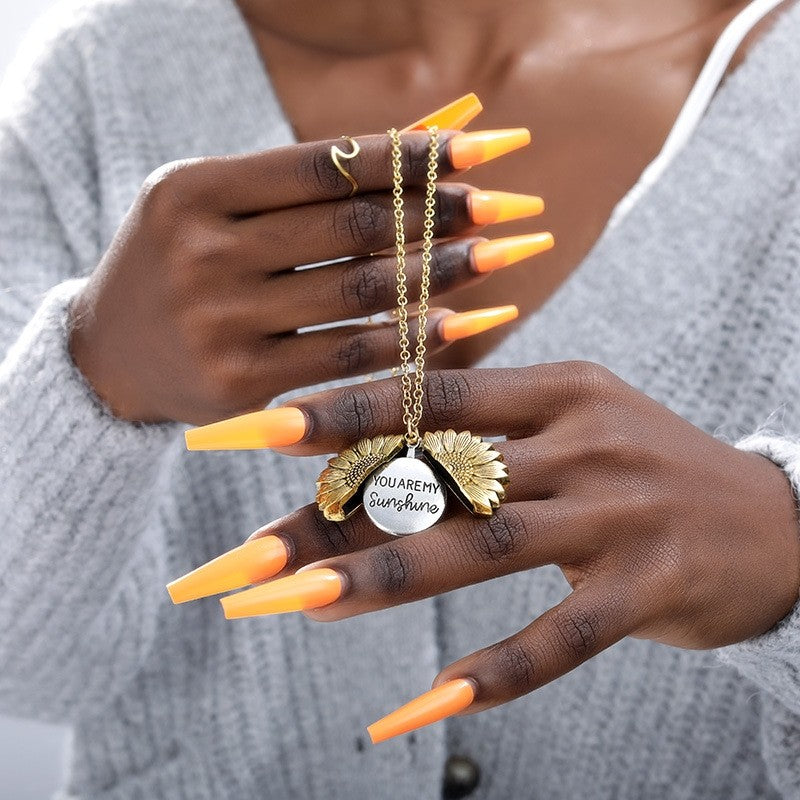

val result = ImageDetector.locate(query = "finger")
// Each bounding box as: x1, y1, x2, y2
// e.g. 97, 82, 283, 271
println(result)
365, 587, 634, 743
193, 128, 529, 214
219, 498, 599, 621
435, 585, 635, 713
252, 233, 553, 333
258, 238, 483, 333
172, 427, 582, 604
258, 308, 460, 394
166, 501, 389, 604
233, 183, 544, 273
278, 361, 614, 456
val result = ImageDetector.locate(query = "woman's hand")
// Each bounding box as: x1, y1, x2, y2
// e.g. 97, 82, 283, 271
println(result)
69, 129, 545, 424
175, 363, 800, 732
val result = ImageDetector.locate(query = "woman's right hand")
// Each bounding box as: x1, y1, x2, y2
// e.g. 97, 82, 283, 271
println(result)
69, 129, 547, 425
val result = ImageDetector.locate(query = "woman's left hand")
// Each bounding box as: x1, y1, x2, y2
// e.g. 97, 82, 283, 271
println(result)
183, 363, 800, 718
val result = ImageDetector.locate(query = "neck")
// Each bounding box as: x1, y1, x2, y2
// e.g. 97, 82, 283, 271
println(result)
238, 0, 749, 57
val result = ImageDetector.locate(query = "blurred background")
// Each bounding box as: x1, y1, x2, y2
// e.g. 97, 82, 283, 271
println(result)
1, 4, 69, 797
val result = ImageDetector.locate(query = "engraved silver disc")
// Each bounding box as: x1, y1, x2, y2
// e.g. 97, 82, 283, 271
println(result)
363, 452, 446, 535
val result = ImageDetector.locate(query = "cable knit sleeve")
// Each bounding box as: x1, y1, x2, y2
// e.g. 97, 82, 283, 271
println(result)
717, 433, 800, 797
0, 18, 181, 722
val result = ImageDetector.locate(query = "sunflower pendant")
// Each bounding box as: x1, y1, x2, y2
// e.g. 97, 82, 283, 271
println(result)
316, 430, 509, 536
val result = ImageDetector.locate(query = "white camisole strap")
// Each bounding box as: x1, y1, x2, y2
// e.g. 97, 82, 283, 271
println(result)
607, 0, 790, 229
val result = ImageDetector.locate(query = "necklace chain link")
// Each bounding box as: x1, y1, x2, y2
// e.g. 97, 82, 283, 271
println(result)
389, 126, 439, 446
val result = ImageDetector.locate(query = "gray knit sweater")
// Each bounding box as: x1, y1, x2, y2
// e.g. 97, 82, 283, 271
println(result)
2, 1, 800, 798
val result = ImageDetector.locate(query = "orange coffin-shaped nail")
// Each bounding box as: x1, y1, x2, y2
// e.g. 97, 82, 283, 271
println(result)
471, 232, 555, 273
368, 679, 476, 744
401, 93, 483, 133
220, 568, 342, 619
449, 128, 531, 170
440, 305, 519, 342
469, 190, 545, 225
167, 536, 289, 604
184, 407, 307, 451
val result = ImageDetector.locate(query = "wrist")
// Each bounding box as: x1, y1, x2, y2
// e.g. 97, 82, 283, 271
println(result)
742, 449, 800, 631
68, 290, 162, 423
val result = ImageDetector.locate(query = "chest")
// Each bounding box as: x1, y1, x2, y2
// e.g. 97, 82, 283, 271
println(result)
250, 20, 738, 366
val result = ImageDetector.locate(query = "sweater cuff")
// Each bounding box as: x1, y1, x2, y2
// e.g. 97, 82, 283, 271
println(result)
716, 433, 800, 713
1, 277, 181, 454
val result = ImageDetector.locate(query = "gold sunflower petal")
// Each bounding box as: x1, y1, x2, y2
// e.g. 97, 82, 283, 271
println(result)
474, 462, 508, 479
316, 434, 405, 521
455, 430, 473, 451
441, 429, 458, 451
422, 430, 509, 515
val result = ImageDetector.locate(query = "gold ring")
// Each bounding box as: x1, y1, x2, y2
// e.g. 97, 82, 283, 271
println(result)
330, 136, 361, 197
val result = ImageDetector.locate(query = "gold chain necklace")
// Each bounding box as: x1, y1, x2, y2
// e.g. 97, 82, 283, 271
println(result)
392, 125, 436, 446
316, 127, 509, 535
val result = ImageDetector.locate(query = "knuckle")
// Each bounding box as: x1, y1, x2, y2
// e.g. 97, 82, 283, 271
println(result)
552, 604, 603, 661
422, 371, 472, 427
340, 261, 392, 316
333, 196, 390, 252
470, 507, 526, 563
141, 160, 199, 215
309, 508, 358, 556
333, 331, 377, 376
177, 228, 235, 273
429, 242, 466, 293
331, 386, 391, 440
490, 639, 539, 693
400, 136, 429, 185
308, 146, 351, 196
566, 361, 616, 400
370, 544, 416, 595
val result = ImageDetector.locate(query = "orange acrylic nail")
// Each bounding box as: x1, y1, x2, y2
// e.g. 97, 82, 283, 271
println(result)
367, 679, 475, 744
440, 305, 519, 342
401, 93, 483, 133
167, 536, 289, 604
184, 406, 307, 451
220, 568, 342, 619
469, 190, 545, 226
471, 232, 554, 273
449, 128, 531, 170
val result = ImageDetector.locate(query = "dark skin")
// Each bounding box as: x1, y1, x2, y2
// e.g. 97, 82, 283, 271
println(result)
249, 366, 800, 711
241, 0, 778, 365
71, 0, 799, 714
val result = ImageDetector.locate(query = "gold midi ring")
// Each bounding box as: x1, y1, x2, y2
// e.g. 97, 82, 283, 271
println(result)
330, 136, 361, 197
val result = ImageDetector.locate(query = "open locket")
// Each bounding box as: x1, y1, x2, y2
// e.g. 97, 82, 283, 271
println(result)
316, 430, 509, 536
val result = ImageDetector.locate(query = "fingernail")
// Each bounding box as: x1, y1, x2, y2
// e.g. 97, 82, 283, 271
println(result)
469, 190, 545, 225
440, 305, 519, 342
449, 128, 531, 170
220, 568, 342, 618
401, 93, 483, 133
367, 679, 475, 744
184, 407, 307, 451
166, 536, 289, 604
471, 232, 554, 273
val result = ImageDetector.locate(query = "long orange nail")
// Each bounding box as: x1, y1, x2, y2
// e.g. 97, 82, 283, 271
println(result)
220, 568, 342, 618
167, 536, 289, 604
469, 190, 545, 225
472, 232, 554, 273
368, 679, 475, 744
184, 407, 307, 451
449, 128, 531, 170
401, 93, 483, 133
440, 305, 519, 342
